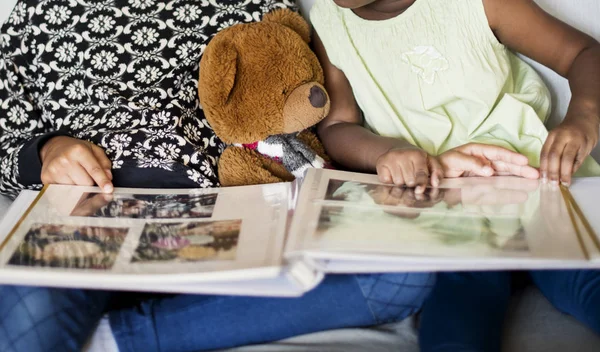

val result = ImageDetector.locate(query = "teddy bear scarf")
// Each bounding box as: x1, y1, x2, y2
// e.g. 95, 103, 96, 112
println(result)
236, 134, 327, 179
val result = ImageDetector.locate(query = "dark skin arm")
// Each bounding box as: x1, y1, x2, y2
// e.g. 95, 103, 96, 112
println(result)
314, 32, 442, 190
313, 33, 415, 172
484, 0, 600, 185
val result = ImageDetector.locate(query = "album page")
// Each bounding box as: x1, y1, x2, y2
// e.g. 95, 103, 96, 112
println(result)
0, 183, 292, 288
286, 169, 595, 271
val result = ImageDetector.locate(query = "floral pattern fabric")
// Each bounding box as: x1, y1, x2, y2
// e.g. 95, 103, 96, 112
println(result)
0, 0, 296, 198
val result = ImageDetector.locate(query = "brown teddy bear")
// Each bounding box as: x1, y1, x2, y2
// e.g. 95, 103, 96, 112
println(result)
198, 9, 331, 187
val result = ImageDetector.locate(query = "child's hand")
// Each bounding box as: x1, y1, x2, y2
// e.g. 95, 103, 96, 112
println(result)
375, 148, 443, 193
439, 143, 540, 179
540, 116, 599, 186
40, 136, 114, 193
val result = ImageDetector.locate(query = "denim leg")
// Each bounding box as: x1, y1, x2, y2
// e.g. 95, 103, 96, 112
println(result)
355, 272, 435, 324
419, 271, 512, 352
0, 285, 113, 352
530, 269, 600, 334
110, 272, 435, 352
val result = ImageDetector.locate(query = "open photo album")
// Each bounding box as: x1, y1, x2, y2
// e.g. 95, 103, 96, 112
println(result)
0, 169, 599, 297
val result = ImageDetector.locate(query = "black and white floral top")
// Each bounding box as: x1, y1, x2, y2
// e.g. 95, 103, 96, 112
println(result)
0, 0, 296, 199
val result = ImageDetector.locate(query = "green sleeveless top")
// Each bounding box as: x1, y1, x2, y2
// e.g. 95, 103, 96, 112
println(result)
311, 0, 600, 176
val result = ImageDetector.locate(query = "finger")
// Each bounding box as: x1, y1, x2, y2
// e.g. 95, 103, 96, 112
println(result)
376, 165, 393, 184
461, 144, 529, 165
412, 158, 429, 194
427, 156, 443, 188
90, 144, 113, 180
546, 140, 566, 184
572, 149, 587, 175
491, 160, 540, 179
400, 160, 416, 187
66, 163, 96, 186
559, 145, 580, 186
77, 151, 114, 193
539, 134, 556, 181
388, 163, 406, 186
452, 154, 494, 177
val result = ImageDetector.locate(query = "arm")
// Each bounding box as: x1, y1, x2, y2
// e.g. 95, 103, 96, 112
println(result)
484, 0, 600, 185
313, 32, 441, 189
313, 32, 415, 173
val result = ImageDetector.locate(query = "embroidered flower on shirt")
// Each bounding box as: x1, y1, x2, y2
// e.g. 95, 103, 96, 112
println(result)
130, 0, 155, 10
91, 51, 118, 71
132, 27, 159, 47
90, 15, 116, 34
173, 4, 202, 23
55, 42, 78, 63
7, 105, 28, 126
401, 46, 449, 84
8, 3, 27, 26
65, 80, 86, 100
45, 5, 71, 26
135, 65, 161, 84
218, 19, 240, 32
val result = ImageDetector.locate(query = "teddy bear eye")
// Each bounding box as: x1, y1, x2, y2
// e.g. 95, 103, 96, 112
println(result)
282, 89, 287, 95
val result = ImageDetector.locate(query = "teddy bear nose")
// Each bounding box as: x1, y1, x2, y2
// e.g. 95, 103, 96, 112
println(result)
309, 85, 327, 108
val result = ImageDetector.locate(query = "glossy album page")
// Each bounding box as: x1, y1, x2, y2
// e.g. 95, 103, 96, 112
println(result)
286, 169, 595, 271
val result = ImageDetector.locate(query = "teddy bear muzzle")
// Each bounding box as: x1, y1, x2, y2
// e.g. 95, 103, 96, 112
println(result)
309, 86, 327, 108
282, 82, 331, 134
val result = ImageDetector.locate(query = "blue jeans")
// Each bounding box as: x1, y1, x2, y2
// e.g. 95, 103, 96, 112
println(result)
419, 270, 600, 352
0, 273, 435, 352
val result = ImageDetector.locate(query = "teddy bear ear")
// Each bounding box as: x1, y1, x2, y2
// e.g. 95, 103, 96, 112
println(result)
199, 37, 238, 105
262, 9, 311, 43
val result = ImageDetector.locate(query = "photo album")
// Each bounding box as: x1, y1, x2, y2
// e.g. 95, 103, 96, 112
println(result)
0, 169, 599, 297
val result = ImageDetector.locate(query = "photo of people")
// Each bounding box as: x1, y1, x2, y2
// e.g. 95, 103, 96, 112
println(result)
71, 192, 218, 219
315, 204, 529, 253
132, 220, 241, 263
8, 223, 128, 270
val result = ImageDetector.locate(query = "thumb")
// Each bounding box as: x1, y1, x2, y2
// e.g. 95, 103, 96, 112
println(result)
444, 153, 494, 177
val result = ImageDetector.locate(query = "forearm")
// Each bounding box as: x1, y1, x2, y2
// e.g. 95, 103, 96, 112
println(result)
566, 44, 600, 123
318, 122, 415, 173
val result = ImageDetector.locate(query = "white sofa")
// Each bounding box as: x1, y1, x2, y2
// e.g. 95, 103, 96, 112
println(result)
1, 1, 600, 351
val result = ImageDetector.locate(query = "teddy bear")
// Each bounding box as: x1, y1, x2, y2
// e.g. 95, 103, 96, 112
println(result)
198, 9, 331, 187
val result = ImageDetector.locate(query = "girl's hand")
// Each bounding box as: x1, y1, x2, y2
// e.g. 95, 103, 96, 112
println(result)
439, 143, 540, 179
40, 136, 114, 193
376, 143, 540, 194
482, 0, 600, 186
540, 115, 599, 186
375, 148, 443, 194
